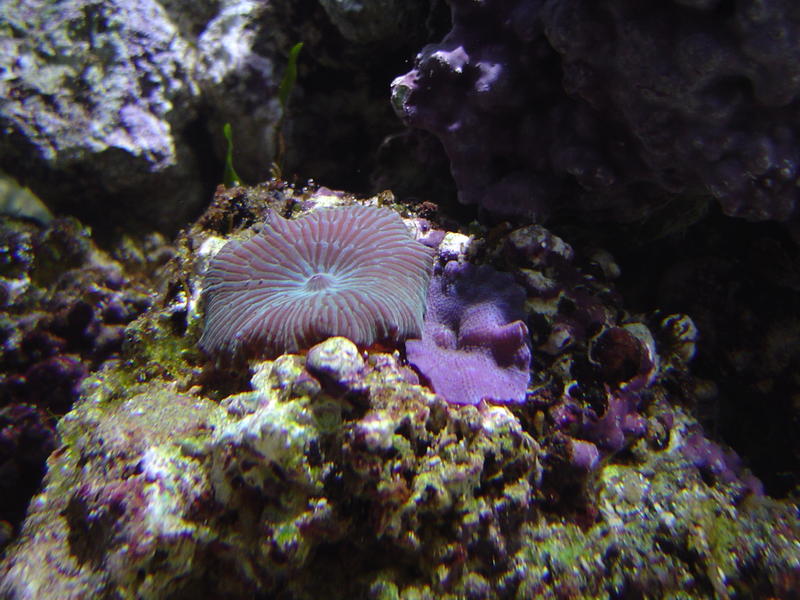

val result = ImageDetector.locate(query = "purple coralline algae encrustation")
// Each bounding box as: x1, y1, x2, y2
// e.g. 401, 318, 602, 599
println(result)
392, 0, 800, 229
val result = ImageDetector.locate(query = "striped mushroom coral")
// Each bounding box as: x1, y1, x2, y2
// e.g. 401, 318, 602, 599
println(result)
199, 205, 434, 359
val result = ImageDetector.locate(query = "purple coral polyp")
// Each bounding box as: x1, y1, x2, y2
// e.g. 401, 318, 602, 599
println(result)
406, 261, 531, 405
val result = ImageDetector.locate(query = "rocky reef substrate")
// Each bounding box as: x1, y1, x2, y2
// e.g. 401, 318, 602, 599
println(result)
1, 181, 797, 599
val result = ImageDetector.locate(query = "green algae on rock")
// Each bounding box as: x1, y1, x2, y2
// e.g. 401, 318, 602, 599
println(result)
514, 404, 800, 600
0, 383, 226, 599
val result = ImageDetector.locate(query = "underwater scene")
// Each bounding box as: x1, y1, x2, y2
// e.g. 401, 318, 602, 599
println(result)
1, 1, 799, 598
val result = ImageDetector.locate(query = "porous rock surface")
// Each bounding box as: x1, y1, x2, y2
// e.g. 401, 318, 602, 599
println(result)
1, 344, 797, 598
0, 181, 798, 599
0, 1, 314, 229
0, 0, 204, 230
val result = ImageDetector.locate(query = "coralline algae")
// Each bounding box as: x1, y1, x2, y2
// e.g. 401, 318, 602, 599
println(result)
392, 0, 800, 228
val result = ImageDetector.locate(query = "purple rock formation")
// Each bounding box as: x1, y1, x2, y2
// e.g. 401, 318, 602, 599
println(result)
581, 392, 647, 453
392, 0, 800, 227
682, 430, 764, 496
406, 261, 531, 405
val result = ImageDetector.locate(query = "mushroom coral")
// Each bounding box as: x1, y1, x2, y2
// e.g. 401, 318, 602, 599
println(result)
200, 205, 434, 359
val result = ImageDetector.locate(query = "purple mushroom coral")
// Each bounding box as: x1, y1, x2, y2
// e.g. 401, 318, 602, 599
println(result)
406, 261, 531, 405
200, 205, 434, 359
